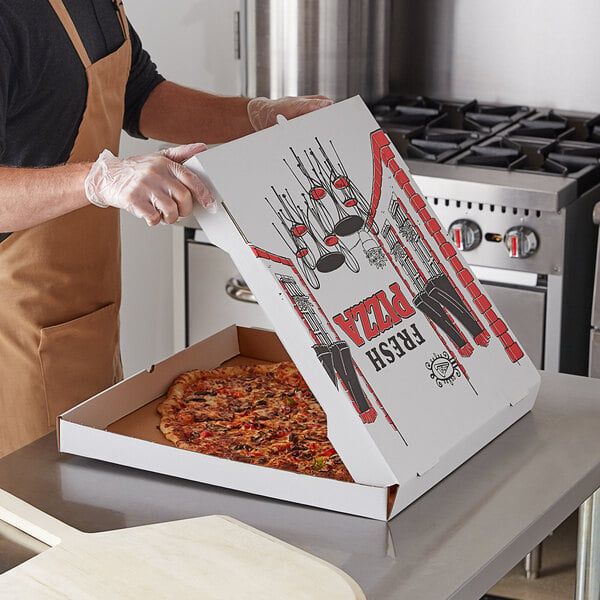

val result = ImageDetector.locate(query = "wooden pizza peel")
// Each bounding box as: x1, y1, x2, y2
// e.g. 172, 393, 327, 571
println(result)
0, 489, 365, 599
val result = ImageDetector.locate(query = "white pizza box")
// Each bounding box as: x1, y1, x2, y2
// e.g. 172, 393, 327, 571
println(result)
183, 96, 540, 500
59, 96, 540, 521
58, 326, 399, 521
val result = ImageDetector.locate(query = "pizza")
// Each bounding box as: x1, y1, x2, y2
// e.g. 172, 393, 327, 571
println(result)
157, 361, 353, 482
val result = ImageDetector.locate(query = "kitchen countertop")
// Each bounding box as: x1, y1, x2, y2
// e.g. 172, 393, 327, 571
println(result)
0, 371, 599, 599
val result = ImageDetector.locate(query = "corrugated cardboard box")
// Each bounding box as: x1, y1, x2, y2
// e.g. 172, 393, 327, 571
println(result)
58, 97, 540, 520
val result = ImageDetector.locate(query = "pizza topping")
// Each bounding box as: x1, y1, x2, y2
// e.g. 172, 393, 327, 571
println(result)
312, 457, 325, 471
157, 361, 353, 482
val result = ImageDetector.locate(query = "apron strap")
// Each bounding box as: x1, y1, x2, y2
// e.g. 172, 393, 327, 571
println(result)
47, 0, 92, 69
113, 0, 129, 41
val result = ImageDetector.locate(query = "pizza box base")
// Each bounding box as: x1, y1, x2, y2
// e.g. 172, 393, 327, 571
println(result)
58, 325, 536, 521
58, 326, 396, 520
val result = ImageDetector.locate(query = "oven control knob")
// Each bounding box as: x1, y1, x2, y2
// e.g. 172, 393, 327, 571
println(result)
449, 219, 481, 251
505, 226, 538, 258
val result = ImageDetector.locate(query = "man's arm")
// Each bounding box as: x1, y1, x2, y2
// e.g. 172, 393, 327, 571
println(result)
0, 163, 90, 232
138, 81, 333, 145
0, 143, 214, 232
0, 82, 253, 233
139, 81, 254, 145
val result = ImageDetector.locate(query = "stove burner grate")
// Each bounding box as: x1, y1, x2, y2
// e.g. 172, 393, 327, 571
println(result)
508, 111, 570, 139
449, 135, 600, 194
371, 95, 600, 192
430, 100, 532, 134
451, 137, 524, 168
372, 95, 443, 127
503, 110, 600, 143
386, 125, 485, 163
462, 101, 531, 131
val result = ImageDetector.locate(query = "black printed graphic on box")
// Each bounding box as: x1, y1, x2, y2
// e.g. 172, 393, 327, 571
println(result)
426, 352, 461, 388
365, 324, 427, 373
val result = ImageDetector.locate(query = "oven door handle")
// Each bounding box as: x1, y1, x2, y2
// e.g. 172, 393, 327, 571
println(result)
225, 276, 257, 304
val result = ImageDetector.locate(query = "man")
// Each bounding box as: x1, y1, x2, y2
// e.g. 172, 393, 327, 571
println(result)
0, 0, 331, 456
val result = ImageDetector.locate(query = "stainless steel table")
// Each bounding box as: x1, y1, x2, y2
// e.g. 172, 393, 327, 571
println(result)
0, 371, 599, 600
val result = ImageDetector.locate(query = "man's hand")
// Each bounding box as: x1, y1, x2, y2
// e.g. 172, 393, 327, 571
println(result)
84, 142, 215, 226
247, 95, 333, 131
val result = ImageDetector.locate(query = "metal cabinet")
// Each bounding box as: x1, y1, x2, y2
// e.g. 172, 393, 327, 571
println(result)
482, 281, 546, 370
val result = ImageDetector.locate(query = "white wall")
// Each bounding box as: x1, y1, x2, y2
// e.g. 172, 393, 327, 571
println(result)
119, 0, 242, 376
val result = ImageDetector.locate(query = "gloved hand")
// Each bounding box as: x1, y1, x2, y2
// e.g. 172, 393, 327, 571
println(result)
85, 142, 215, 226
247, 95, 333, 131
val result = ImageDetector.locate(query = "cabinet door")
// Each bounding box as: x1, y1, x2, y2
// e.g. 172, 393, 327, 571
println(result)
187, 242, 273, 344
124, 0, 243, 96
482, 282, 545, 370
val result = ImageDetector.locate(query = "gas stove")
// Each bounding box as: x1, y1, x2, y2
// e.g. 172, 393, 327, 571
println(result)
371, 95, 600, 375
373, 96, 600, 208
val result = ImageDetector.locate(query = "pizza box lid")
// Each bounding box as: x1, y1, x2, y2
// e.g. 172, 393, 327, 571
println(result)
185, 96, 541, 489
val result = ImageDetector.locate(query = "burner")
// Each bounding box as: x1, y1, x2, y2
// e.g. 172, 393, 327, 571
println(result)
371, 96, 443, 127
503, 110, 600, 142
407, 139, 460, 161
405, 128, 483, 162
386, 124, 484, 163
508, 111, 570, 139
541, 140, 600, 192
451, 136, 600, 194
550, 140, 600, 160
414, 129, 482, 145
462, 101, 531, 131
433, 100, 532, 133
370, 97, 600, 193
450, 137, 525, 168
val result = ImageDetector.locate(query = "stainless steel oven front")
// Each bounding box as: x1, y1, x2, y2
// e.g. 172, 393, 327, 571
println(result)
410, 161, 599, 375
419, 186, 565, 372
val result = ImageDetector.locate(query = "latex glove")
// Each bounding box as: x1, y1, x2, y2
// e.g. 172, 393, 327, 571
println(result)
247, 95, 333, 131
85, 142, 215, 226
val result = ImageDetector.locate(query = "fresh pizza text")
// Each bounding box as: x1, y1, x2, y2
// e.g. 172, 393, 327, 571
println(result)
332, 283, 415, 347
365, 324, 427, 372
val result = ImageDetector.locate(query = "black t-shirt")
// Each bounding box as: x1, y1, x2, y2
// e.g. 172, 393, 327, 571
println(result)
0, 0, 165, 168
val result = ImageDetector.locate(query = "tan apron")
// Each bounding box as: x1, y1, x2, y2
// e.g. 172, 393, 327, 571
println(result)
0, 0, 131, 456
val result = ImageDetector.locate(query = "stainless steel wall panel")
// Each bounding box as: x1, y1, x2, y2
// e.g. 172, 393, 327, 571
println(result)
244, 0, 390, 102
389, 0, 600, 113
